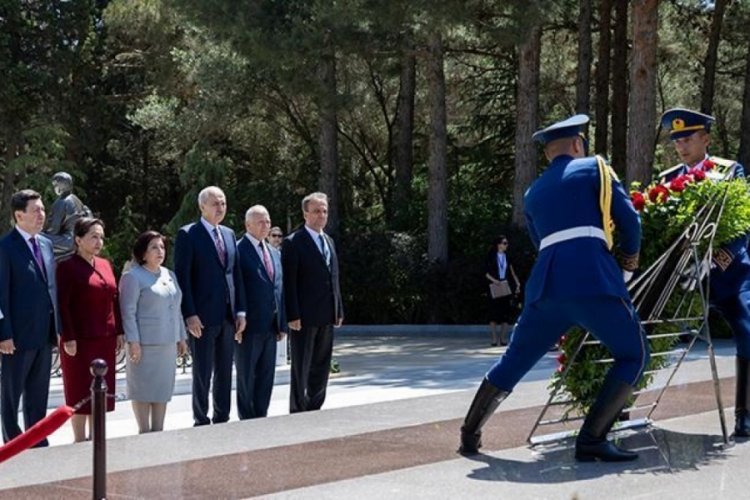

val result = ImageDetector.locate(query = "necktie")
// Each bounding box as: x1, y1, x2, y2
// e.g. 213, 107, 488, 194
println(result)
30, 237, 47, 281
212, 227, 226, 267
319, 234, 330, 266
260, 242, 274, 280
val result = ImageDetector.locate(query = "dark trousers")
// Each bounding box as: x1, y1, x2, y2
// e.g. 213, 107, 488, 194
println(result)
1, 346, 52, 445
289, 324, 334, 413
234, 329, 277, 419
487, 296, 650, 391
714, 290, 750, 359
189, 320, 235, 426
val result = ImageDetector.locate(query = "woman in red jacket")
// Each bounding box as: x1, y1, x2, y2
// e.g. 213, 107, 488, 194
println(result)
57, 218, 124, 442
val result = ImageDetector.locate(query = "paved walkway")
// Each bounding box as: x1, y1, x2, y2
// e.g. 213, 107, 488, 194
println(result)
0, 332, 744, 499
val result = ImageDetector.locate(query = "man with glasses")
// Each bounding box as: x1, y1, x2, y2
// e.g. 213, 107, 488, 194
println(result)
268, 227, 284, 250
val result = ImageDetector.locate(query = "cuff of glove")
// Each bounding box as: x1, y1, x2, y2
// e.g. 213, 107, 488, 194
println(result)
712, 248, 734, 272
616, 250, 640, 272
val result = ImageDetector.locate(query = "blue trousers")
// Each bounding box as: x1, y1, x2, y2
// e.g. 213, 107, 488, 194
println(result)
487, 296, 650, 391
713, 289, 750, 359
234, 330, 277, 419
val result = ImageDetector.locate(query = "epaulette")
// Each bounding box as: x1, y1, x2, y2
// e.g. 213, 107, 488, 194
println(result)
707, 156, 737, 169
657, 163, 684, 181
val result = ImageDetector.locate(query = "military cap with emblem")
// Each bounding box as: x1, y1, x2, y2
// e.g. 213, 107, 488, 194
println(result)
660, 108, 715, 140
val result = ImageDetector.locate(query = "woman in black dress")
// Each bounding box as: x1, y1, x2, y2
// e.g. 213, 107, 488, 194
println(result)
485, 235, 521, 346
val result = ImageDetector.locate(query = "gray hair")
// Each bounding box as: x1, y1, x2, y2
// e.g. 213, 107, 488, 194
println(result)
198, 186, 225, 206
301, 192, 328, 212
244, 204, 269, 221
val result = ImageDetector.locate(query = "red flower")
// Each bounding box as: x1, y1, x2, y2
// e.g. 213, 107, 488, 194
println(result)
688, 168, 707, 182
670, 177, 687, 192
630, 191, 646, 211
648, 185, 670, 203
556, 353, 567, 365
703, 159, 716, 170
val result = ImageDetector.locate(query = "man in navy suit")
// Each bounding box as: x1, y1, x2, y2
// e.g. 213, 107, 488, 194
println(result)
235, 205, 286, 419
174, 186, 246, 426
282, 192, 344, 413
0, 189, 60, 445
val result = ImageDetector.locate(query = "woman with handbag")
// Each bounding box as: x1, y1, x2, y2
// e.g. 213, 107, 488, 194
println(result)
485, 235, 521, 346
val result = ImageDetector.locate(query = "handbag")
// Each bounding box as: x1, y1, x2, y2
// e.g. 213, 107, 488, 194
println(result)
489, 280, 512, 299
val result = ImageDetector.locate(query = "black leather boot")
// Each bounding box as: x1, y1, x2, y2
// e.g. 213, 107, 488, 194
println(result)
575, 375, 638, 462
735, 356, 750, 438
458, 378, 510, 455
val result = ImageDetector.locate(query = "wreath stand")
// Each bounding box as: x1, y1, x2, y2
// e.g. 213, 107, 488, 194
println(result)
527, 190, 731, 447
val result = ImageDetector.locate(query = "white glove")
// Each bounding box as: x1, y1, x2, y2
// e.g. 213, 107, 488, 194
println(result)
622, 270, 634, 284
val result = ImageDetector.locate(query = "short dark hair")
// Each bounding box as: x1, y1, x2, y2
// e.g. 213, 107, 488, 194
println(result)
74, 217, 105, 239
11, 190, 42, 214
132, 231, 167, 264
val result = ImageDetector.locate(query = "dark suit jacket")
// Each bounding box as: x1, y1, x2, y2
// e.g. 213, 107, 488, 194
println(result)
0, 229, 60, 350
174, 221, 246, 328
237, 236, 286, 335
281, 227, 343, 327
485, 251, 518, 293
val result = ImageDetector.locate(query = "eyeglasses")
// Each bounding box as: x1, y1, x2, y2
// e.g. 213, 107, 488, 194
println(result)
270, 234, 283, 238
500, 241, 509, 245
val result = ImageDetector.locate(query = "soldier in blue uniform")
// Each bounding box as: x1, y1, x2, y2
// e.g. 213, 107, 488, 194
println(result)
659, 108, 750, 438
658, 108, 744, 182
458, 114, 650, 462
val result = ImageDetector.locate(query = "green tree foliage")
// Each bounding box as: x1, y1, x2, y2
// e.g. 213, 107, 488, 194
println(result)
3, 1, 750, 322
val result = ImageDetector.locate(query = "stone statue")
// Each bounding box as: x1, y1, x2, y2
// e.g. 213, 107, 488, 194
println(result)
43, 172, 92, 260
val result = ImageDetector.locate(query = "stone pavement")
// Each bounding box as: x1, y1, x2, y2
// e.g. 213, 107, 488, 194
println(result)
0, 329, 745, 499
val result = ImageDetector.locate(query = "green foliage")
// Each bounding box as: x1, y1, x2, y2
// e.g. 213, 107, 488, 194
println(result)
553, 174, 750, 413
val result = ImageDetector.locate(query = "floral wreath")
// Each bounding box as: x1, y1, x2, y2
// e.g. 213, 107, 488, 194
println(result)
551, 158, 750, 414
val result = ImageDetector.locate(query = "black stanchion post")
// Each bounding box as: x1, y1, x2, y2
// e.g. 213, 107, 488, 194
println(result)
91, 359, 107, 500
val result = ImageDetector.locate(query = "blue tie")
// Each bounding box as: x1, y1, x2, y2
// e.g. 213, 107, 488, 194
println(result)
319, 234, 329, 265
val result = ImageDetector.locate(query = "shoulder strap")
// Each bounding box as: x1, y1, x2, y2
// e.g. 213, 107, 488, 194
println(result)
596, 155, 615, 251
657, 163, 684, 181
708, 156, 737, 169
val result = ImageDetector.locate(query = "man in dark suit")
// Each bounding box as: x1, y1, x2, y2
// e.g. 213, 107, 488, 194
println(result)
235, 205, 286, 419
174, 186, 246, 426
282, 192, 344, 413
0, 189, 60, 445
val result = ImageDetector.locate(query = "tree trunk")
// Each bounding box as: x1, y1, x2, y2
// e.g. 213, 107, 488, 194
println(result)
594, 0, 613, 156
0, 129, 21, 233
700, 0, 730, 115
317, 37, 340, 237
426, 32, 448, 265
611, 0, 629, 175
576, 0, 593, 116
392, 45, 416, 230
738, 33, 750, 169
626, 0, 659, 187
511, 25, 542, 228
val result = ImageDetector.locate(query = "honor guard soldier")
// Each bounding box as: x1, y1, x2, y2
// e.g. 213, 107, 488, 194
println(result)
659, 108, 750, 439
658, 108, 744, 182
458, 114, 650, 462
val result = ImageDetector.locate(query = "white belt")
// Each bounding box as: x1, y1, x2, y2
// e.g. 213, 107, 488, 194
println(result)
538, 226, 607, 251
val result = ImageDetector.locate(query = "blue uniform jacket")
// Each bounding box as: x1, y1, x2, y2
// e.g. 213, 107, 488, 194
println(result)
523, 155, 641, 306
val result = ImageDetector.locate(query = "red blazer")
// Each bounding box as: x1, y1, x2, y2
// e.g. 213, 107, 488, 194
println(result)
57, 255, 122, 342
